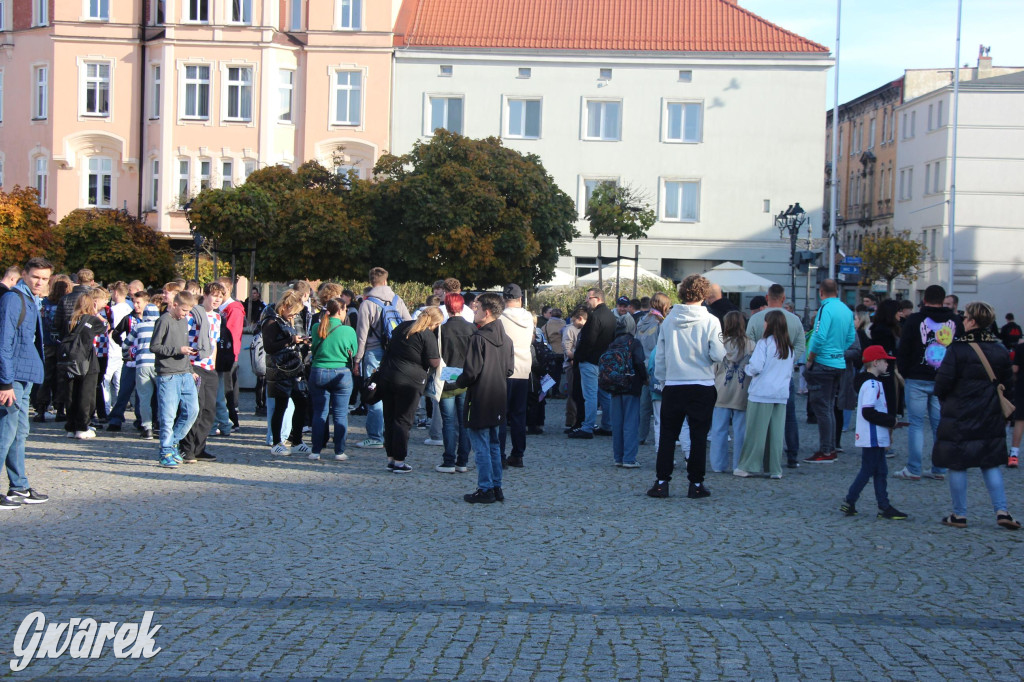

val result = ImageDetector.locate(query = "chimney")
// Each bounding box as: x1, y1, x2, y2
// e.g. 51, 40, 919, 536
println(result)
978, 44, 992, 77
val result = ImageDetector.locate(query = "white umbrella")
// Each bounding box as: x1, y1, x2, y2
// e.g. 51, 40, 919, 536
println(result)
577, 263, 672, 287
703, 262, 776, 293
537, 268, 575, 288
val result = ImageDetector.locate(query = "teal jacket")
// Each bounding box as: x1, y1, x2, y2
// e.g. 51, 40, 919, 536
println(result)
807, 297, 855, 370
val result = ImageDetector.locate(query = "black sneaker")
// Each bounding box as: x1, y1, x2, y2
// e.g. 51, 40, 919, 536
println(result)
878, 506, 908, 520
647, 481, 669, 498
786, 458, 800, 469
839, 500, 858, 516
568, 429, 593, 440
493, 487, 504, 502
687, 482, 711, 499
106, 423, 122, 432
506, 456, 524, 468
391, 462, 413, 473
593, 428, 613, 437
140, 428, 154, 440
196, 451, 217, 462
32, 413, 47, 424
8, 488, 48, 504
1, 495, 23, 510
464, 488, 496, 504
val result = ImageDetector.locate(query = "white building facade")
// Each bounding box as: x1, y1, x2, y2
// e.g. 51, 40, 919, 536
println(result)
894, 71, 1024, 318
390, 0, 832, 311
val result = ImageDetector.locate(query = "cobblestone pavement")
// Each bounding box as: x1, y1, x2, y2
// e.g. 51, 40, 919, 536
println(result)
2, 392, 1022, 680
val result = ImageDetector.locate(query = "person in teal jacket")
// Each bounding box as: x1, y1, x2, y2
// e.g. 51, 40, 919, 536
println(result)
803, 279, 855, 463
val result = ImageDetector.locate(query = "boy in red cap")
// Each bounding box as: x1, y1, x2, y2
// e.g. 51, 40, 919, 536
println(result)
840, 345, 908, 519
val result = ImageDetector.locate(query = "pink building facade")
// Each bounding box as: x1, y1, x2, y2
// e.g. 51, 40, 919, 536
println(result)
0, 0, 398, 238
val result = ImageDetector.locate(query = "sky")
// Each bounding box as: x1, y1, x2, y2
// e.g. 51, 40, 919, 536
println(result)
742, 0, 1024, 107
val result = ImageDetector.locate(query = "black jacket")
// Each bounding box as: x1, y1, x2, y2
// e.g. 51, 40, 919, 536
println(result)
440, 316, 475, 369
896, 305, 963, 382
707, 298, 739, 322
932, 333, 1010, 471
575, 303, 616, 365
453, 319, 514, 429
53, 285, 91, 341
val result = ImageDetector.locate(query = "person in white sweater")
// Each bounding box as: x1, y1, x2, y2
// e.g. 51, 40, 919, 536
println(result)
647, 275, 727, 500
498, 283, 535, 468
734, 311, 797, 479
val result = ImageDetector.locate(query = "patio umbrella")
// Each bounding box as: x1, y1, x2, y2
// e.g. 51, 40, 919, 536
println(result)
703, 262, 776, 293
577, 263, 672, 287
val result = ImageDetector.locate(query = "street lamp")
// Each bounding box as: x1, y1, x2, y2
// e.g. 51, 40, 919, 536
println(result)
775, 202, 808, 306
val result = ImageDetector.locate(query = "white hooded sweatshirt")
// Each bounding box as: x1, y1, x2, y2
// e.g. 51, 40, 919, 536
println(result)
500, 307, 536, 380
654, 304, 727, 386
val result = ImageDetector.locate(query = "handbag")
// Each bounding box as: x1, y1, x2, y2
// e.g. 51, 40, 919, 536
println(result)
424, 324, 446, 399
968, 342, 1015, 419
360, 368, 385, 405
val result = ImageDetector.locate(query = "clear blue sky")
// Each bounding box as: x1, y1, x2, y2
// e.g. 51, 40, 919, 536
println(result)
742, 0, 1024, 107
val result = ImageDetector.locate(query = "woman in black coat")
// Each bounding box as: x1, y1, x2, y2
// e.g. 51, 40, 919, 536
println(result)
262, 290, 311, 456
933, 301, 1020, 530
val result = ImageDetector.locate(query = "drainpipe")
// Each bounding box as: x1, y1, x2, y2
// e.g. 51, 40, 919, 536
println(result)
137, 0, 148, 218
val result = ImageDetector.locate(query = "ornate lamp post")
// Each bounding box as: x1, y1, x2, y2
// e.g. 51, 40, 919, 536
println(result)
775, 203, 808, 305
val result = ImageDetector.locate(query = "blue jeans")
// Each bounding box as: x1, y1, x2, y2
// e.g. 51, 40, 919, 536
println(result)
611, 393, 640, 464
362, 347, 384, 441
469, 426, 502, 491
905, 379, 946, 476
212, 373, 231, 435
0, 381, 33, 490
847, 446, 890, 509
107, 363, 138, 426
135, 366, 157, 430
710, 407, 746, 472
310, 367, 353, 455
949, 467, 1008, 517
440, 392, 470, 467
579, 361, 611, 433
156, 373, 200, 456
638, 385, 653, 443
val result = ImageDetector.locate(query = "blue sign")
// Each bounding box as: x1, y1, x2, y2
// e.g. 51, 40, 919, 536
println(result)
839, 264, 861, 275
842, 256, 863, 265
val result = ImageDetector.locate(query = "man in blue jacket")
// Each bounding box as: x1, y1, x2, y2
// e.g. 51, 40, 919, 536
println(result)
0, 257, 54, 509
803, 279, 855, 463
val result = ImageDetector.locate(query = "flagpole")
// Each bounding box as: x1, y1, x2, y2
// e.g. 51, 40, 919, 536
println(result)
946, 0, 962, 293
828, 0, 841, 280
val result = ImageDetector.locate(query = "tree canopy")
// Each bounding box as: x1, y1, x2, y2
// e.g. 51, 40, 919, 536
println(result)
0, 186, 64, 270
585, 182, 656, 241
57, 209, 176, 284
859, 231, 929, 296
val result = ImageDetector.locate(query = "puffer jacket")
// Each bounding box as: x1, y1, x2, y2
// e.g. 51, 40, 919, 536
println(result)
932, 332, 1011, 470
0, 283, 45, 389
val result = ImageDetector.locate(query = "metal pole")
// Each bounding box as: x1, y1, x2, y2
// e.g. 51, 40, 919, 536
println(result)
828, 0, 842, 280
597, 241, 603, 293
947, 0, 963, 294
632, 245, 639, 299
615, 236, 621, 300
790, 227, 798, 306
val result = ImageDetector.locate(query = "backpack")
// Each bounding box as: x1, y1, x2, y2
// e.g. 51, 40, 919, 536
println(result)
250, 328, 266, 377
215, 313, 235, 372
57, 325, 95, 378
366, 295, 403, 351
598, 336, 636, 395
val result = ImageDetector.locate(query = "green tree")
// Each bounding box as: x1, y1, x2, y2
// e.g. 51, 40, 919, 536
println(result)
370, 131, 577, 290
0, 186, 65, 270
859, 231, 929, 296
187, 183, 275, 274
585, 182, 656, 296
56, 209, 176, 284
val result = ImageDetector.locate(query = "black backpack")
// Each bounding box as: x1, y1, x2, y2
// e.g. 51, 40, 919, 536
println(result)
215, 313, 235, 372
57, 324, 96, 378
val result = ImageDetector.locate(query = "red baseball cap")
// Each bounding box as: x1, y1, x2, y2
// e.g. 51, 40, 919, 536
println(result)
862, 345, 895, 363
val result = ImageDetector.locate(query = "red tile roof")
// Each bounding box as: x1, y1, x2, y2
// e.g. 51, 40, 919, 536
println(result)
394, 0, 828, 53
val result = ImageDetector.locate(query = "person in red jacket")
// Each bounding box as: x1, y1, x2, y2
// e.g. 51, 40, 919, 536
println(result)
213, 276, 245, 435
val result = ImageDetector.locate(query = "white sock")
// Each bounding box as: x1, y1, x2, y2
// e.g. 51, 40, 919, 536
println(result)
1012, 447, 1019, 457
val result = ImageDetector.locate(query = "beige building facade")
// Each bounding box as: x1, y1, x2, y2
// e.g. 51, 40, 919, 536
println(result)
0, 0, 398, 238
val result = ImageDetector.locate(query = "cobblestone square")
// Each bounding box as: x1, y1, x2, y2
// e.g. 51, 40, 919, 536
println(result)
2, 394, 1022, 680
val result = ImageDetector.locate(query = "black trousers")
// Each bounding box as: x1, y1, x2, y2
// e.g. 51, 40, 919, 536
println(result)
500, 378, 529, 458
269, 378, 309, 446
94, 356, 108, 419
32, 345, 59, 413
221, 364, 240, 428
180, 366, 218, 458
66, 371, 99, 433
382, 381, 422, 462
655, 384, 717, 484
570, 362, 584, 429
254, 376, 266, 409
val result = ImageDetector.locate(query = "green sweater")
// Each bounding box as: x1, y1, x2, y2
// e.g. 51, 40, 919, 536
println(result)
310, 318, 357, 369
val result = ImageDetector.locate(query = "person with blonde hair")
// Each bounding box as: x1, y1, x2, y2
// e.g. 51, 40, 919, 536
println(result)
262, 289, 312, 456
63, 292, 106, 438
376, 307, 442, 472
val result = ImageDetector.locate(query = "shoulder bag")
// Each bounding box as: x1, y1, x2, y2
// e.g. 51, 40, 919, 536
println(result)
424, 324, 446, 399
968, 342, 1014, 419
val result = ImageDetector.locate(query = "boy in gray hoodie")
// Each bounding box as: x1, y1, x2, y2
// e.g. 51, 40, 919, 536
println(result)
150, 291, 200, 467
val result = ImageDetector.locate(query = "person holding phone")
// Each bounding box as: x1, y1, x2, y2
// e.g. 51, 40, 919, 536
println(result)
150, 291, 201, 468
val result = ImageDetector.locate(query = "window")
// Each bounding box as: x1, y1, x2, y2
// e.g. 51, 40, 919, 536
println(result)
186, 0, 209, 22
898, 168, 913, 200
581, 177, 618, 215
332, 70, 361, 125
335, 0, 361, 29
881, 110, 887, 143
663, 101, 702, 143
936, 100, 944, 128
183, 65, 210, 119
199, 160, 211, 190
439, 65, 453, 77
225, 67, 253, 121
0, 1, 5, 31
910, 111, 916, 137
663, 181, 699, 221
0, 158, 4, 187
924, 164, 931, 194
290, 0, 302, 30
177, 159, 190, 207
428, 96, 462, 134
599, 68, 612, 80
88, 0, 109, 20
151, 0, 165, 24
86, 157, 113, 208
517, 67, 531, 79
927, 104, 934, 131
584, 100, 621, 141
868, 118, 876, 149
278, 70, 293, 122
230, 0, 251, 24
222, 160, 233, 189
33, 0, 46, 25
0, 70, 4, 124
678, 70, 692, 82
34, 157, 47, 206
901, 113, 908, 139
837, 129, 842, 157
83, 62, 111, 116
244, 160, 256, 179
33, 66, 47, 119
505, 98, 541, 139
151, 65, 161, 118
150, 159, 159, 210
932, 161, 942, 194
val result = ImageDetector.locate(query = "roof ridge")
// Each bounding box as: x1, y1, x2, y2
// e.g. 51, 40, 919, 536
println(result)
721, 0, 830, 53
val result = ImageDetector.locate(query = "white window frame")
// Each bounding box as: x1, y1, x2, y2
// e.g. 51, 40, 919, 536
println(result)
331, 69, 363, 127
177, 158, 190, 208
278, 69, 294, 123
151, 0, 165, 25
223, 65, 254, 122
426, 94, 463, 135
243, 160, 256, 179
181, 63, 211, 120
868, 118, 876, 149
81, 60, 112, 118
221, 160, 233, 189
661, 100, 703, 143
289, 0, 302, 31
936, 100, 944, 128
185, 0, 209, 23
334, 0, 361, 30
583, 99, 622, 141
504, 96, 542, 140
199, 159, 211, 191
84, 156, 114, 208
517, 67, 531, 79
910, 110, 916, 137
678, 70, 693, 82
924, 164, 931, 195
228, 0, 252, 25
0, 0, 6, 31
149, 158, 159, 210
32, 65, 48, 120
932, 161, 942, 194
33, 0, 47, 26
34, 156, 48, 206
661, 179, 701, 222
927, 104, 934, 131
150, 64, 161, 119
85, 0, 110, 20
578, 176, 619, 218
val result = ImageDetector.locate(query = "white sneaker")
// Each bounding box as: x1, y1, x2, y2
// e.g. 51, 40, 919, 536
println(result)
424, 438, 444, 446
455, 465, 469, 473
271, 443, 291, 456
355, 438, 384, 449
75, 430, 97, 439
65, 431, 76, 439
308, 453, 321, 461
333, 453, 349, 461
302, 426, 312, 434
733, 468, 751, 477
292, 443, 312, 454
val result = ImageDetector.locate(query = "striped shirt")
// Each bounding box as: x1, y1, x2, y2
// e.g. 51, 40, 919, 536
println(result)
93, 309, 110, 358
188, 309, 221, 371
127, 305, 161, 368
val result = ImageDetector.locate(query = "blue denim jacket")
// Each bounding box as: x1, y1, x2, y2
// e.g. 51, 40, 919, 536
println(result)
0, 282, 45, 389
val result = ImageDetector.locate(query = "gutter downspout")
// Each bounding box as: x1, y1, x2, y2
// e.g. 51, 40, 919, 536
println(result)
137, 0, 148, 218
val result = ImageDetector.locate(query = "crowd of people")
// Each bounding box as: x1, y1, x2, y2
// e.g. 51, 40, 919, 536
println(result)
0, 259, 1019, 525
